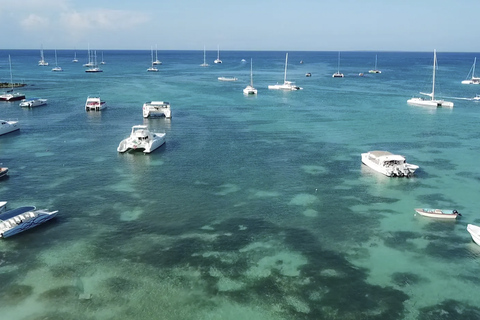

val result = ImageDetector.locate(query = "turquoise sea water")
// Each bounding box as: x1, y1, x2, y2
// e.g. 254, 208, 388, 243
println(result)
1, 49, 480, 320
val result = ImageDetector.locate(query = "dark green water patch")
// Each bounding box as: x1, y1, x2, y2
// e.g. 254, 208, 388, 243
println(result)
0, 284, 33, 304
38, 285, 81, 303
418, 299, 480, 320
383, 231, 422, 251
391, 272, 428, 287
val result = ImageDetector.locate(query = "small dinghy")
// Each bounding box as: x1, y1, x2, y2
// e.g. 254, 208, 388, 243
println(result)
414, 208, 461, 219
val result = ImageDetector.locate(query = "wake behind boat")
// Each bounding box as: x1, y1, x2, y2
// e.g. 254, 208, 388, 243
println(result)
0, 206, 58, 238
361, 151, 419, 177
414, 208, 461, 219
117, 125, 166, 154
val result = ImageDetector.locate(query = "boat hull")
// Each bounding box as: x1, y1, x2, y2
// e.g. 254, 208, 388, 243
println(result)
407, 98, 454, 108
0, 120, 20, 136
19, 98, 47, 108
467, 224, 480, 246
361, 151, 418, 177
142, 102, 171, 118
414, 208, 460, 219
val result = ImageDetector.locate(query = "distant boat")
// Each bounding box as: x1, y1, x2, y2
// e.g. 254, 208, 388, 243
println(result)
143, 101, 171, 118
414, 208, 461, 219
467, 224, 480, 246
361, 150, 419, 177
19, 98, 48, 108
368, 55, 382, 74
0, 56, 25, 101
152, 45, 162, 65
147, 47, 159, 72
461, 57, 480, 84
305, 72, 312, 77
407, 50, 454, 108
85, 96, 106, 111
332, 52, 344, 77
117, 125, 166, 154
72, 51, 78, 63
0, 167, 8, 179
51, 49, 63, 72
200, 46, 209, 67
243, 58, 257, 95
473, 94, 480, 101
38, 45, 48, 66
268, 53, 302, 90
83, 45, 95, 67
218, 77, 237, 81
0, 120, 20, 136
100, 51, 106, 65
85, 51, 103, 73
214, 45, 222, 64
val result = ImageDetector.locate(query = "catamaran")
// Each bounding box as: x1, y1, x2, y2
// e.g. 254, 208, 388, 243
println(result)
51, 49, 63, 72
368, 54, 381, 74
243, 58, 257, 95
461, 57, 480, 84
38, 45, 48, 66
153, 45, 162, 65
332, 52, 344, 77
214, 45, 222, 64
268, 53, 302, 90
407, 50, 454, 108
0, 55, 25, 101
147, 47, 159, 72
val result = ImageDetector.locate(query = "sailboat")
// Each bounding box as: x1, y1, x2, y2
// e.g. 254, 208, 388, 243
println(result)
147, 47, 159, 72
38, 45, 48, 66
83, 45, 95, 67
461, 57, 480, 84
243, 58, 257, 95
368, 54, 381, 73
332, 52, 344, 77
268, 53, 302, 90
407, 49, 453, 108
85, 51, 103, 72
200, 46, 209, 67
72, 50, 78, 63
0, 55, 26, 101
100, 52, 106, 65
153, 45, 162, 65
52, 49, 63, 72
214, 45, 222, 64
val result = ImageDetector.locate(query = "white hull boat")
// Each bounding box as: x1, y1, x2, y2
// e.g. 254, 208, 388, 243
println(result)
214, 45, 222, 64
38, 46, 48, 66
414, 208, 461, 219
147, 47, 159, 72
0, 206, 58, 238
117, 125, 166, 154
369, 54, 382, 74
407, 50, 454, 108
0, 120, 20, 136
85, 96, 106, 111
0, 167, 8, 179
461, 57, 480, 84
143, 101, 172, 118
0, 55, 25, 101
361, 151, 419, 177
467, 224, 480, 246
244, 59, 257, 95
332, 52, 344, 77
19, 98, 48, 108
153, 45, 162, 65
218, 77, 238, 81
268, 53, 302, 90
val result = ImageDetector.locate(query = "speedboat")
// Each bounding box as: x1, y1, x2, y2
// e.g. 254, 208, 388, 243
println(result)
0, 120, 20, 136
85, 96, 106, 111
143, 101, 172, 118
19, 98, 48, 108
467, 224, 480, 246
117, 125, 166, 154
414, 208, 461, 219
218, 77, 237, 81
268, 53, 303, 90
361, 151, 419, 177
0, 167, 8, 179
0, 206, 58, 238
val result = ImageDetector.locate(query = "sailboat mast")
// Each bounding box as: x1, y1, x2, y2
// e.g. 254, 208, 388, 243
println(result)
284, 53, 288, 83
432, 49, 436, 100
250, 58, 253, 86
375, 54, 377, 70
8, 55, 13, 90
473, 57, 476, 78
337, 52, 341, 73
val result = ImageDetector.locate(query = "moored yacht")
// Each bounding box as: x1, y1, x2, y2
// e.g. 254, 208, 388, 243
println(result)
0, 55, 25, 101
38, 46, 48, 66
368, 55, 382, 74
0, 206, 58, 238
361, 151, 419, 177
243, 58, 257, 95
332, 52, 344, 77
85, 96, 106, 111
19, 98, 48, 108
0, 120, 19, 136
200, 46, 209, 67
117, 125, 166, 154
467, 224, 480, 246
461, 57, 480, 84
268, 53, 302, 90
214, 45, 222, 64
143, 101, 172, 118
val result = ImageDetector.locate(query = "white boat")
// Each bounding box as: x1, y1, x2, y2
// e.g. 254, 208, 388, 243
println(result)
153, 45, 162, 65
117, 125, 166, 154
461, 57, 480, 84
473, 94, 480, 101
243, 58, 257, 95
143, 101, 172, 118
85, 96, 106, 111
332, 52, 344, 77
218, 77, 238, 81
51, 49, 63, 72
407, 50, 454, 108
214, 45, 222, 64
369, 55, 381, 74
0, 120, 19, 136
268, 53, 303, 90
0, 167, 8, 179
0, 55, 25, 101
72, 51, 78, 63
147, 47, 159, 72
0, 206, 58, 238
467, 224, 480, 246
83, 45, 94, 67
19, 98, 48, 108
85, 50, 102, 72
100, 52, 106, 65
38, 45, 48, 66
0, 201, 6, 212
200, 46, 209, 67
361, 151, 419, 177
414, 208, 461, 219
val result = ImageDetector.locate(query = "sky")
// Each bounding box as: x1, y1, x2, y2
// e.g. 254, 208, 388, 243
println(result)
1, 0, 479, 52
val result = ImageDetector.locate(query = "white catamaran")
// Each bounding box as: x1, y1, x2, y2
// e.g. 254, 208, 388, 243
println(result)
243, 58, 257, 95
268, 53, 302, 90
461, 57, 480, 84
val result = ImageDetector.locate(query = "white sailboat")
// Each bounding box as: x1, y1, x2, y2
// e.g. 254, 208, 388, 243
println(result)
153, 45, 162, 65
83, 45, 95, 67
200, 46, 209, 67
72, 50, 78, 63
368, 54, 381, 73
38, 45, 48, 66
407, 49, 453, 108
332, 52, 344, 77
214, 45, 222, 64
85, 51, 103, 73
0, 55, 25, 101
268, 53, 302, 90
147, 47, 159, 72
461, 57, 480, 84
243, 58, 257, 95
52, 49, 63, 72
100, 51, 106, 65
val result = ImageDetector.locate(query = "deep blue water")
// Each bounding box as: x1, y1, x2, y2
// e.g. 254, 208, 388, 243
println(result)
1, 49, 480, 320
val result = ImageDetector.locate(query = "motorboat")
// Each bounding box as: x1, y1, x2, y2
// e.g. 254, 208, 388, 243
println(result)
467, 224, 480, 246
0, 120, 20, 136
407, 50, 454, 108
305, 73, 312, 77
0, 167, 8, 179
461, 57, 480, 84
243, 58, 257, 95
0, 206, 58, 238
85, 96, 106, 111
368, 54, 382, 74
414, 208, 461, 219
268, 53, 303, 90
214, 45, 222, 64
19, 98, 48, 108
0, 55, 25, 101
117, 125, 166, 154
143, 101, 172, 118
218, 77, 237, 81
361, 151, 419, 177
332, 52, 344, 77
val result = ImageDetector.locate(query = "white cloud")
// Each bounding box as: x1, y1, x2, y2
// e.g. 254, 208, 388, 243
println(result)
19, 14, 49, 30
